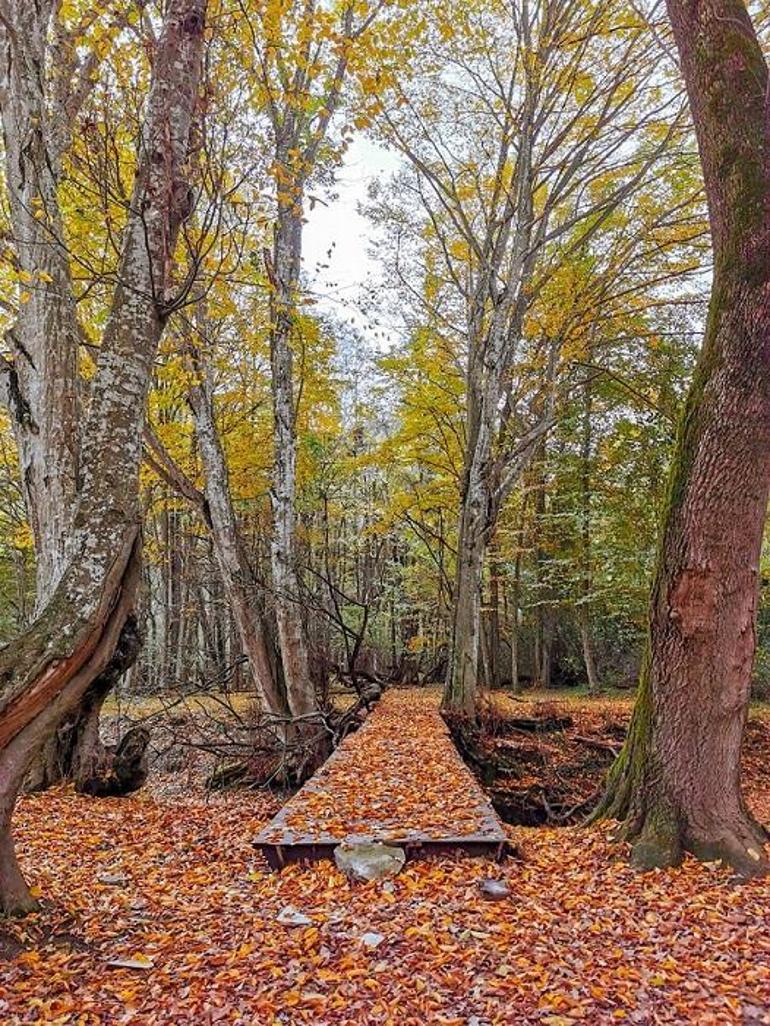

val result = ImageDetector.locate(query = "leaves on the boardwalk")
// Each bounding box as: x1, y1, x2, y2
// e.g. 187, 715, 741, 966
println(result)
262, 689, 504, 844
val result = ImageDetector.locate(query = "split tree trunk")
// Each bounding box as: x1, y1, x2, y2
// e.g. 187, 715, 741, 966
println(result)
25, 615, 147, 795
594, 0, 770, 876
1, 1, 147, 795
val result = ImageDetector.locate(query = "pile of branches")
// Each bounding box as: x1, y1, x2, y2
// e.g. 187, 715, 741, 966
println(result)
447, 699, 625, 827
103, 666, 384, 794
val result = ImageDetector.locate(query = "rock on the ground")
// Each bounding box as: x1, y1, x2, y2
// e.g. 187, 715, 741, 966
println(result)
97, 873, 128, 886
478, 878, 510, 901
334, 842, 406, 882
276, 905, 313, 927
360, 931, 385, 948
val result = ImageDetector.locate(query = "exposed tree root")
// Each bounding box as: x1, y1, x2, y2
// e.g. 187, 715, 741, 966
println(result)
0, 534, 142, 916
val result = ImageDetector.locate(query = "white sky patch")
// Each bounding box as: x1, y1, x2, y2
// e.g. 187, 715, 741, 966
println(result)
302, 136, 402, 341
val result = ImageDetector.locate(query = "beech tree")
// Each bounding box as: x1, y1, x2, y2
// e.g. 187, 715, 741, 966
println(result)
594, 0, 770, 876
0, 0, 206, 915
373, 0, 687, 714
256, 0, 398, 730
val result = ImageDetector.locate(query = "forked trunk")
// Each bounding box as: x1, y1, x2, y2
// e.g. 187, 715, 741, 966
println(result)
0, 0, 206, 914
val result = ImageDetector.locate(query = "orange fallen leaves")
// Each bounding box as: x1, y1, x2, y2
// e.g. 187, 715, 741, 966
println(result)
1, 695, 770, 1023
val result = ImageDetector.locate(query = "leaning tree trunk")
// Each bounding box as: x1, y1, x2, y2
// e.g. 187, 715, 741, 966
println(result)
1, 2, 146, 797
594, 0, 770, 876
0, 0, 206, 915
25, 615, 148, 795
186, 344, 292, 723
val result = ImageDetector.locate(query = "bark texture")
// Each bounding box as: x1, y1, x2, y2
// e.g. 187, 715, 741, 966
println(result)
594, 0, 770, 876
27, 615, 145, 795
0, 1, 81, 605
0, 0, 206, 915
266, 186, 320, 727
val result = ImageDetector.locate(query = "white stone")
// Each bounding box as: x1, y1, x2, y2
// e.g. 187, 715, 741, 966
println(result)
276, 905, 313, 927
334, 842, 406, 882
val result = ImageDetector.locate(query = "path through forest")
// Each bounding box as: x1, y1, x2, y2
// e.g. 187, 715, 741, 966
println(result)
256, 689, 507, 868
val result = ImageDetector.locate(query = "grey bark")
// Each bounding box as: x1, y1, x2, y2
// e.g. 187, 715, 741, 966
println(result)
185, 344, 291, 722
0, 0, 206, 915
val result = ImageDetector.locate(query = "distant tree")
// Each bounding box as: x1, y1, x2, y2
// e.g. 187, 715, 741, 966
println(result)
595, 0, 770, 876
373, 0, 688, 714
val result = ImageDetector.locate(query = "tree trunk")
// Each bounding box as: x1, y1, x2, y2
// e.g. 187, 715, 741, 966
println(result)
533, 441, 553, 689
443, 459, 490, 715
0, 531, 143, 914
579, 605, 601, 694
266, 192, 320, 725
0, 2, 81, 607
487, 542, 502, 688
579, 376, 600, 692
25, 614, 146, 795
510, 507, 525, 694
594, 0, 770, 876
537, 613, 553, 690
0, 0, 206, 915
186, 345, 291, 722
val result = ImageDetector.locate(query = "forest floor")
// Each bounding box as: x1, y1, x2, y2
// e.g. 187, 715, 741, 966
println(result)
2, 690, 770, 1025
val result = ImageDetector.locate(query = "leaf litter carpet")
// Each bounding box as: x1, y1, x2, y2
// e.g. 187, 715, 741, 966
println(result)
2, 692, 770, 1024
256, 689, 506, 864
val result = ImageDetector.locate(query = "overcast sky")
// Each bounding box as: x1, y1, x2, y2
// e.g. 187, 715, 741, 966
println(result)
302, 136, 403, 343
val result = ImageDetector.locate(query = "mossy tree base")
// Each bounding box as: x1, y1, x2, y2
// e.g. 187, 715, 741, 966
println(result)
588, 0, 770, 882
593, 685, 770, 879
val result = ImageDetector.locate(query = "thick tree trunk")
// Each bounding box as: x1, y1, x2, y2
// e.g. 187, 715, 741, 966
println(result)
594, 272, 770, 873
26, 615, 145, 794
594, 0, 770, 876
0, 0, 206, 915
0, 530, 142, 914
0, 3, 81, 606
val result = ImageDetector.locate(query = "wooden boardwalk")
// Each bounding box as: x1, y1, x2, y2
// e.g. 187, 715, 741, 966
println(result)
254, 688, 507, 869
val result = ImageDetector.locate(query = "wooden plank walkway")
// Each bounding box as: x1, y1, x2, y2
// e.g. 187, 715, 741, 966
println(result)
254, 687, 507, 869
